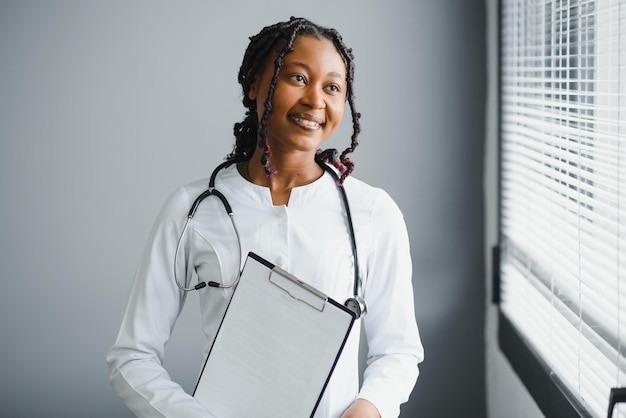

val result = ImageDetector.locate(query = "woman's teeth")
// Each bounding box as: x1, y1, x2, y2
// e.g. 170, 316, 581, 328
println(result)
292, 117, 320, 128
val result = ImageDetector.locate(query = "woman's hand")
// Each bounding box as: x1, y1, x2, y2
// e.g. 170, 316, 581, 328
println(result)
340, 398, 381, 418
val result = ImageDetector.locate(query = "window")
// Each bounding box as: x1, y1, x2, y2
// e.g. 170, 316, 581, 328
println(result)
498, 0, 626, 417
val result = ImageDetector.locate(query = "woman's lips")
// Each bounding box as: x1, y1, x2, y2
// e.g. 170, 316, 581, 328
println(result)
289, 113, 324, 129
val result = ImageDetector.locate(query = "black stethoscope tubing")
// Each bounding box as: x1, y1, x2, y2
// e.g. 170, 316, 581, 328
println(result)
174, 158, 366, 317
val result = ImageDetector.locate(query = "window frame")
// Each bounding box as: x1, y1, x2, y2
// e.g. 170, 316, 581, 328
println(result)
494, 0, 618, 416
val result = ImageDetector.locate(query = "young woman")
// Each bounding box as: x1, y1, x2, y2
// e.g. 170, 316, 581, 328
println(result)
107, 17, 424, 418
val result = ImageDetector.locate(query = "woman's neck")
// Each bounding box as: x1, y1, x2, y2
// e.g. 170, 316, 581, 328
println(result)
242, 153, 323, 206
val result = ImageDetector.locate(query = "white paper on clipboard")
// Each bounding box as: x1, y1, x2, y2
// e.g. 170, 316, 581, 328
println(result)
193, 252, 356, 418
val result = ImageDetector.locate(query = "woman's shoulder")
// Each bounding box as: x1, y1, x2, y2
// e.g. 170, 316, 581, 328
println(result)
179, 177, 212, 197
156, 177, 212, 219
342, 176, 403, 219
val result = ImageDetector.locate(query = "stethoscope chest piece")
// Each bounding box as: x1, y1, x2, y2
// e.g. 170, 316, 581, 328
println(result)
344, 295, 367, 319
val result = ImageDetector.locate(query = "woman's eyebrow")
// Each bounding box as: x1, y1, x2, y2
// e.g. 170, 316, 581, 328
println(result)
283, 61, 345, 79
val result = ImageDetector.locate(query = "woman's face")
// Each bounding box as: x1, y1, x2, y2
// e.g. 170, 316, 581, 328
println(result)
248, 35, 347, 156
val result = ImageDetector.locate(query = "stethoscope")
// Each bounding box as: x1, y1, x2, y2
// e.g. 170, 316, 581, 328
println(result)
173, 158, 368, 319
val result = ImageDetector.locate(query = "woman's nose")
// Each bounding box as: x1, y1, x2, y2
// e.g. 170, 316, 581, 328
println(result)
301, 86, 325, 109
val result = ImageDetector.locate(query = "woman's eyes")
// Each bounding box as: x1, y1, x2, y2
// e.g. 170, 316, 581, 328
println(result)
287, 74, 342, 94
290, 74, 306, 83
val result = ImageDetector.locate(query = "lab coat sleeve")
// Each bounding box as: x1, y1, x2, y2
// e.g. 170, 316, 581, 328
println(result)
357, 190, 424, 418
106, 187, 215, 418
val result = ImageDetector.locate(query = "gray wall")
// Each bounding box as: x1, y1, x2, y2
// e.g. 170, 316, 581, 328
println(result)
0, 1, 487, 417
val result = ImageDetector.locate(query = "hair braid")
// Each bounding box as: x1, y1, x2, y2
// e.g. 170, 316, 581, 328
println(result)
317, 28, 361, 184
230, 17, 361, 184
257, 19, 304, 176
229, 18, 301, 163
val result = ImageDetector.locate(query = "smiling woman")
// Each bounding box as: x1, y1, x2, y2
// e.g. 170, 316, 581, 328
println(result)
106, 16, 424, 418
231, 18, 362, 184
246, 35, 347, 205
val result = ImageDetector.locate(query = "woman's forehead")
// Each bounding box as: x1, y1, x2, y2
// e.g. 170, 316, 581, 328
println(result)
280, 36, 346, 74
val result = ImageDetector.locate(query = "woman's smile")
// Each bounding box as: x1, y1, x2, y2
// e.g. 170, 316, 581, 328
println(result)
289, 112, 324, 130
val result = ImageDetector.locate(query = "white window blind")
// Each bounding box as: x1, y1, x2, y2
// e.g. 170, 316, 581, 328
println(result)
499, 0, 626, 417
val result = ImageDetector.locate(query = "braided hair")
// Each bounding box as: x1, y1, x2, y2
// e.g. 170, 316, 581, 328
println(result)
228, 17, 361, 184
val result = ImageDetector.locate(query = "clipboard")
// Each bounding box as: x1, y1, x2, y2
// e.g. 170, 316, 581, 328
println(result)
193, 252, 356, 418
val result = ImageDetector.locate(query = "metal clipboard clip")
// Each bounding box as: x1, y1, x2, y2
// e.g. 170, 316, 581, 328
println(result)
268, 266, 328, 312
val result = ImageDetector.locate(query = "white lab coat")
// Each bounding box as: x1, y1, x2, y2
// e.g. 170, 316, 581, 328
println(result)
106, 164, 424, 418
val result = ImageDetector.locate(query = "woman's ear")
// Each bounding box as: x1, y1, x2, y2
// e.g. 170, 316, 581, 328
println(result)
247, 78, 258, 101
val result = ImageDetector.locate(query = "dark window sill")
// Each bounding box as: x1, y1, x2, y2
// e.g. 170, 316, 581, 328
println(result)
498, 311, 592, 418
